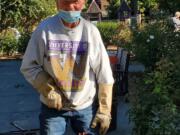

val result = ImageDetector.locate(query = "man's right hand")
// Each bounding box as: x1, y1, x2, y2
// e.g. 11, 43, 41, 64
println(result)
33, 71, 63, 110
43, 90, 62, 110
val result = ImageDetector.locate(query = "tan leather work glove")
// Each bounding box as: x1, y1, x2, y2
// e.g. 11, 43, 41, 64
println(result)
91, 84, 113, 135
33, 71, 63, 110
42, 90, 62, 110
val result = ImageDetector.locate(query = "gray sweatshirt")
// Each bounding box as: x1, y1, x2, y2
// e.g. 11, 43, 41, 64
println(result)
20, 15, 114, 110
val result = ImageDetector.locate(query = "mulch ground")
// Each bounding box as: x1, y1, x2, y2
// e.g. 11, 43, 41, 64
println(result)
0, 54, 23, 60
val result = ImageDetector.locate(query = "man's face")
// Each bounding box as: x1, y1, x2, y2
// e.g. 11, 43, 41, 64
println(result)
56, 0, 85, 11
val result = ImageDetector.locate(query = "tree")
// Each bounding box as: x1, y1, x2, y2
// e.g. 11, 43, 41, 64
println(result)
0, 0, 56, 32
138, 0, 158, 16
129, 0, 138, 16
107, 0, 121, 19
158, 0, 180, 14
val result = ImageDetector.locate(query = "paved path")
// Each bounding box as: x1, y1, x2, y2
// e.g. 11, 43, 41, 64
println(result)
0, 60, 133, 135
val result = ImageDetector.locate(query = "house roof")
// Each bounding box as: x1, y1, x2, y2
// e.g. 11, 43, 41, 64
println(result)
87, 0, 101, 13
95, 0, 101, 7
118, 0, 131, 12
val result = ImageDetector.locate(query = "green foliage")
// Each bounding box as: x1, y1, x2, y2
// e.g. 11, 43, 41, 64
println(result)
138, 0, 180, 16
0, 0, 56, 55
115, 22, 133, 47
0, 29, 31, 55
97, 21, 132, 47
158, 0, 180, 14
130, 21, 180, 69
129, 19, 180, 135
106, 0, 179, 19
0, 31, 18, 55
97, 21, 119, 46
0, 0, 56, 32
138, 0, 158, 15
171, 54, 180, 106
107, 0, 120, 19
130, 58, 180, 135
17, 32, 31, 53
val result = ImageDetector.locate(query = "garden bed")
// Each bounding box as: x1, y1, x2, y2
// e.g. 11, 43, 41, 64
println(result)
0, 54, 23, 60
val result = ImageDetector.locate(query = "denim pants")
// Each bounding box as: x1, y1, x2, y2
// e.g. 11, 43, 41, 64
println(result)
39, 103, 98, 135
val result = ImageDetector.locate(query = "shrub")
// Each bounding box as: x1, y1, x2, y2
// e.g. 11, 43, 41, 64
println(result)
0, 30, 18, 55
130, 58, 180, 135
0, 0, 56, 32
106, 0, 120, 19
130, 20, 180, 69
97, 21, 132, 47
0, 28, 31, 55
97, 21, 119, 46
129, 19, 180, 135
116, 23, 133, 47
17, 32, 31, 53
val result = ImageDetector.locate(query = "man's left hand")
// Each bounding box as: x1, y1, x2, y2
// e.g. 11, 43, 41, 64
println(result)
91, 113, 111, 135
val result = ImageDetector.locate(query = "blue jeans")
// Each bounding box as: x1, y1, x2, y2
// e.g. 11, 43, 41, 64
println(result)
39, 103, 98, 135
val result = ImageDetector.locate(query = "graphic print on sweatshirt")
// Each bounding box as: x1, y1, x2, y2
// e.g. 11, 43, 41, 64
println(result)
47, 39, 88, 91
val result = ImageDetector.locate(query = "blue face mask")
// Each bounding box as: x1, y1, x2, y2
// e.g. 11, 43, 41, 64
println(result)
58, 10, 81, 23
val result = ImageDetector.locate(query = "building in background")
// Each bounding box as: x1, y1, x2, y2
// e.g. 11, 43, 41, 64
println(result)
86, 0, 102, 21
95, 0, 109, 17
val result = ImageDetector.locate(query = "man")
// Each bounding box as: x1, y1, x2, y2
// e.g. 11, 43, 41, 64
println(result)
172, 11, 180, 32
20, 0, 114, 135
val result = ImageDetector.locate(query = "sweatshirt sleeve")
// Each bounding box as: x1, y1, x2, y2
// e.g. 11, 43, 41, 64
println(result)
20, 27, 46, 86
89, 27, 114, 85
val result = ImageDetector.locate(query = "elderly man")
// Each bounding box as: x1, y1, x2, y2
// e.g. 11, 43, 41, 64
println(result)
172, 11, 180, 32
20, 0, 114, 135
